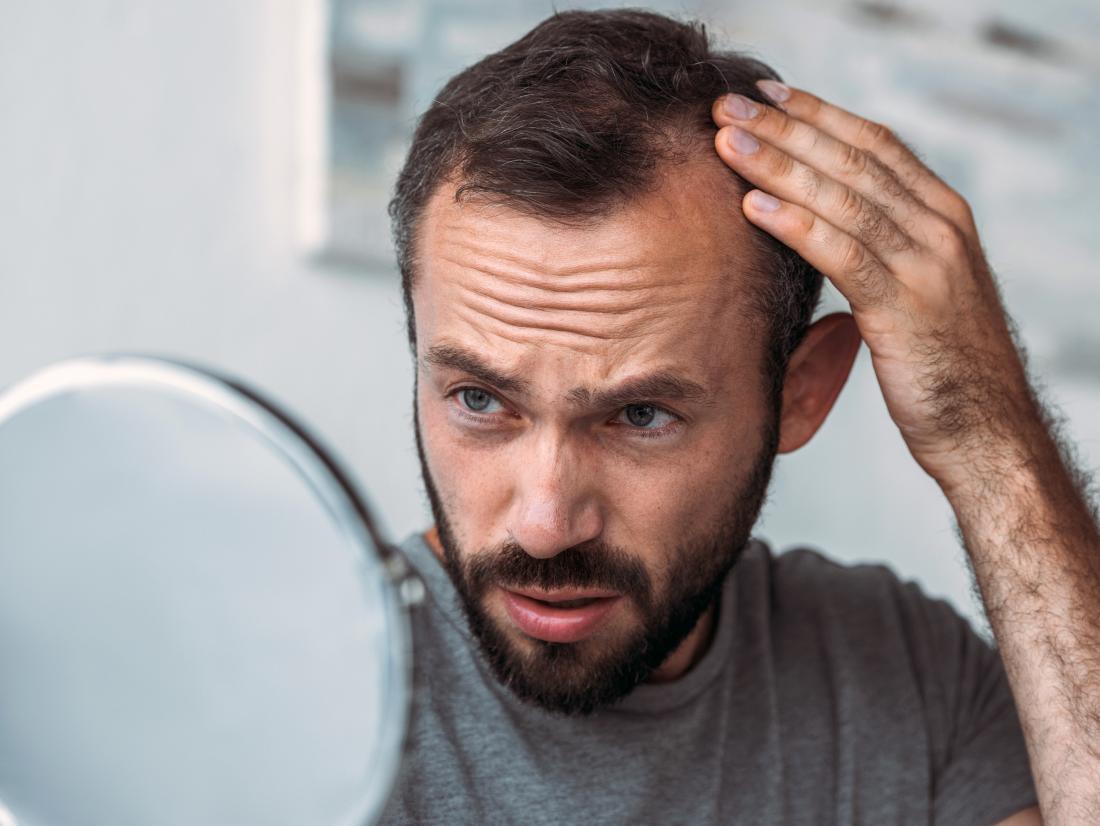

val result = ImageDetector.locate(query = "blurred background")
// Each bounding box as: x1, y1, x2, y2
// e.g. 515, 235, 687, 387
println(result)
2, 0, 1097, 635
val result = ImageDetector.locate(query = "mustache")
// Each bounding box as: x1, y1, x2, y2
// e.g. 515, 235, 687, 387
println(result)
463, 539, 654, 609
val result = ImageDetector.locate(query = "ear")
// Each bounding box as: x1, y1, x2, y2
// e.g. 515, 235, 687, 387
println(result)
777, 312, 862, 454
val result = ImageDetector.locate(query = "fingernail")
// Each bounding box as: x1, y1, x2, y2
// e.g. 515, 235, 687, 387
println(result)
750, 190, 781, 212
756, 79, 791, 104
726, 126, 759, 155
723, 93, 759, 120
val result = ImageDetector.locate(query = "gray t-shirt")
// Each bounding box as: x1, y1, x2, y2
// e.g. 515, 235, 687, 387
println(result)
378, 531, 1038, 825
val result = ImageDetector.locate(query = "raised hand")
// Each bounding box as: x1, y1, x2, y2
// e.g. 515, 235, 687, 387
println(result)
711, 81, 1040, 493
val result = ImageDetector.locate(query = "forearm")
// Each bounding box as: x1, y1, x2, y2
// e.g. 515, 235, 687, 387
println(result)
706, 77, 1100, 819
946, 414, 1100, 824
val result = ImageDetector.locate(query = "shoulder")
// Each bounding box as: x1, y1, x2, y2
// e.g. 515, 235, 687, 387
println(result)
742, 538, 986, 690
747, 538, 1013, 741
770, 542, 902, 593
771, 541, 919, 599
740, 539, 1037, 817
748, 538, 957, 630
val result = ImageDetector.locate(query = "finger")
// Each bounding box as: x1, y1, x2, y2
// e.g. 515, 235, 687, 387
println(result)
714, 124, 917, 268
740, 188, 900, 312
756, 82, 974, 230
712, 93, 937, 246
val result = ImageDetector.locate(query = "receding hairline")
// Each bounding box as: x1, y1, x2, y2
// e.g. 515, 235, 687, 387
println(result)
404, 139, 765, 294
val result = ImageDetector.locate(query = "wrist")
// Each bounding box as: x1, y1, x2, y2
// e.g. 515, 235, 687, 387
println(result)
931, 419, 1054, 509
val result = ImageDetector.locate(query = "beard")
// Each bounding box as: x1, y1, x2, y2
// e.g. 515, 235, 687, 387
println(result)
412, 386, 780, 717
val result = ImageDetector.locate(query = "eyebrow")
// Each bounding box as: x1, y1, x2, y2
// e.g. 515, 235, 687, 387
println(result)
423, 344, 712, 409
566, 373, 711, 410
423, 345, 532, 394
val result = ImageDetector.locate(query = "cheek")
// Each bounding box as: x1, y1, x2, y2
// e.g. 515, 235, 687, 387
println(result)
600, 423, 753, 556
417, 383, 512, 545
417, 376, 767, 560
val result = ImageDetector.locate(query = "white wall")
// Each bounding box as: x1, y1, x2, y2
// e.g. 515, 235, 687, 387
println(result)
0, 1, 424, 542
2, 0, 1097, 635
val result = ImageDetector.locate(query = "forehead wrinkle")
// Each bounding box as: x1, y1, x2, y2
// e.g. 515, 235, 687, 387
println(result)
429, 194, 714, 291
440, 256, 692, 346
444, 253, 676, 295
451, 300, 659, 345
431, 198, 680, 280
417, 162, 766, 362
453, 269, 688, 321
434, 235, 695, 298
450, 310, 658, 358
435, 247, 753, 360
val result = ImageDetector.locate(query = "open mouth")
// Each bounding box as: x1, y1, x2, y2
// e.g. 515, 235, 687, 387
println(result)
529, 597, 602, 609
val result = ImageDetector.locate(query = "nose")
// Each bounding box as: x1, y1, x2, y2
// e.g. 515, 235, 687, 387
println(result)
507, 432, 603, 559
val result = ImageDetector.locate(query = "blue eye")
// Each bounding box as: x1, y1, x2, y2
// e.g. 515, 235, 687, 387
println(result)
618, 404, 676, 430
457, 387, 501, 414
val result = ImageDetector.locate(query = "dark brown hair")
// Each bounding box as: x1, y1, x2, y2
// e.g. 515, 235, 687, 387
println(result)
389, 8, 823, 406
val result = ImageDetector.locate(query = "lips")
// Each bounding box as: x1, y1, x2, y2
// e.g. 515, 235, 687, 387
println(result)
507, 586, 620, 603
501, 586, 622, 644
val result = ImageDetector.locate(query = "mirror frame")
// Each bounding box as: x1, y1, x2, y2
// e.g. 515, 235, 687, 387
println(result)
0, 353, 417, 824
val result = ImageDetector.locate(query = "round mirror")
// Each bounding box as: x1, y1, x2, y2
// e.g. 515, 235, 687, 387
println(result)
0, 355, 416, 826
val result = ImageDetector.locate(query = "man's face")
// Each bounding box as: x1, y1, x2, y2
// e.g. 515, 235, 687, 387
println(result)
411, 158, 780, 716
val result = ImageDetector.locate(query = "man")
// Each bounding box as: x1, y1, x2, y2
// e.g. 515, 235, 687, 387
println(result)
379, 9, 1099, 824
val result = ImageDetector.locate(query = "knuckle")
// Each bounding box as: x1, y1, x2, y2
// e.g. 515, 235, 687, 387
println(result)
843, 248, 897, 305
944, 191, 975, 227
804, 212, 830, 245
770, 150, 796, 180
835, 185, 863, 222
858, 207, 910, 255
871, 162, 910, 201
857, 118, 894, 149
888, 226, 917, 255
773, 111, 799, 141
856, 206, 887, 244
944, 226, 971, 260
796, 165, 823, 203
837, 143, 869, 177
801, 93, 825, 119
840, 237, 869, 274
806, 126, 823, 154
930, 216, 969, 258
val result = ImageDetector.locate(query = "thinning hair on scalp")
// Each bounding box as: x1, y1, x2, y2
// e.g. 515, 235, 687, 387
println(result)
389, 7, 824, 407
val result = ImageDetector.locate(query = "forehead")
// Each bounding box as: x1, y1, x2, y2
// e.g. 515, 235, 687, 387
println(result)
412, 157, 766, 387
